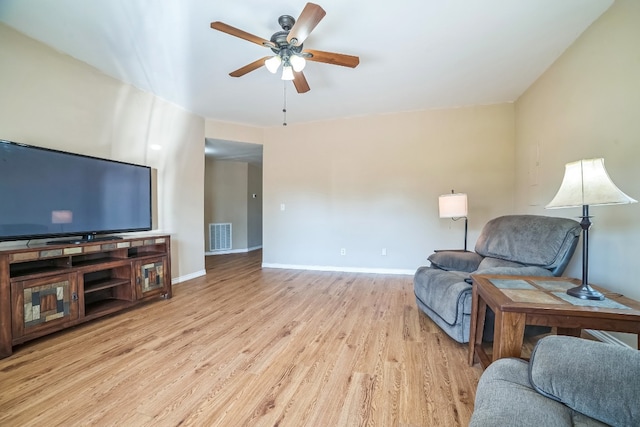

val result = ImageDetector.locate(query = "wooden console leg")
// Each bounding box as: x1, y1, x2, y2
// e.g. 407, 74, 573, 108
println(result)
0, 258, 12, 359
0, 342, 11, 359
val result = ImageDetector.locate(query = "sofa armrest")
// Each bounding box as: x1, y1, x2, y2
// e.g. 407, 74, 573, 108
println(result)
427, 251, 483, 272
529, 335, 640, 427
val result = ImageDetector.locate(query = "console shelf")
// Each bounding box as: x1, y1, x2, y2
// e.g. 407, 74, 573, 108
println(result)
73, 257, 126, 268
85, 298, 134, 318
84, 277, 131, 293
128, 251, 166, 259
0, 235, 172, 357
9, 265, 71, 281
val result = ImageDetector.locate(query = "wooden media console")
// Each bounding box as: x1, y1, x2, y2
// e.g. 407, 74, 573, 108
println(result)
0, 235, 171, 358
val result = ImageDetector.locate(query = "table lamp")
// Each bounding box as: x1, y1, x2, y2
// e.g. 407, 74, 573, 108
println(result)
439, 191, 468, 251
546, 158, 637, 300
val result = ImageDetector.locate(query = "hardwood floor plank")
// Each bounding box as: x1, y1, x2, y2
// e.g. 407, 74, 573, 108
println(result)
0, 250, 486, 426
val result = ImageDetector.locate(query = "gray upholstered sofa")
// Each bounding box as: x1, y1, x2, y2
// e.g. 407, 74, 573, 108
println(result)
414, 215, 581, 343
470, 335, 640, 426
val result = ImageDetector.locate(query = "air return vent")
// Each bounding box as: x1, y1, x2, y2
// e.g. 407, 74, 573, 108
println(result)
209, 223, 232, 251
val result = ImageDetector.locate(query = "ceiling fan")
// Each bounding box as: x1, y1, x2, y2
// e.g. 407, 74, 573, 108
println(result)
210, 2, 359, 94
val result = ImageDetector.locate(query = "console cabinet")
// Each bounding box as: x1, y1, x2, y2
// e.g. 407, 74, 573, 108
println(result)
0, 235, 171, 358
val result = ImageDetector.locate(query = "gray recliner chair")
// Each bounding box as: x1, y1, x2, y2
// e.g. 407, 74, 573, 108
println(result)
414, 215, 581, 343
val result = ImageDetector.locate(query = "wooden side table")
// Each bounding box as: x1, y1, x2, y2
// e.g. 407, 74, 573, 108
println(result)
468, 274, 640, 368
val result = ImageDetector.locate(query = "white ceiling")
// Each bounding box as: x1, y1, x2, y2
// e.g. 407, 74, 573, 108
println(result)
1, 0, 613, 130
204, 138, 264, 165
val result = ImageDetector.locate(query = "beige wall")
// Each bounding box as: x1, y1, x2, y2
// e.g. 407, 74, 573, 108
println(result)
205, 120, 264, 145
5, 1, 636, 342
263, 106, 516, 271
0, 23, 206, 281
208, 104, 516, 272
515, 0, 640, 346
205, 159, 248, 251
247, 164, 263, 249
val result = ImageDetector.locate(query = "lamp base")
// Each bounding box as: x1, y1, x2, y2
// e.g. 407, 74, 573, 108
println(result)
567, 284, 604, 301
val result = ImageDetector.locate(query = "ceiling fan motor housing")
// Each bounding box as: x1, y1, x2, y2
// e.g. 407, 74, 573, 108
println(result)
270, 17, 304, 58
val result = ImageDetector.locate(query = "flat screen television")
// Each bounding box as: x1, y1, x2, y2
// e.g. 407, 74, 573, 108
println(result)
0, 139, 152, 243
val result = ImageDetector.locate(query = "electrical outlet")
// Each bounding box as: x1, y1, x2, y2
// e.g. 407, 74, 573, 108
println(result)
340, 248, 346, 255
382, 248, 387, 256
280, 203, 285, 211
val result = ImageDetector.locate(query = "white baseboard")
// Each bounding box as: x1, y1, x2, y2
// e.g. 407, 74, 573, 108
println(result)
172, 269, 206, 285
584, 329, 633, 348
261, 263, 415, 275
205, 246, 262, 256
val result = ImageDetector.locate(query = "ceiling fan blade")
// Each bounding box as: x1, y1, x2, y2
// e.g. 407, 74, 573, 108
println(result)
287, 3, 326, 46
229, 57, 270, 77
211, 21, 276, 49
293, 71, 311, 93
304, 49, 360, 68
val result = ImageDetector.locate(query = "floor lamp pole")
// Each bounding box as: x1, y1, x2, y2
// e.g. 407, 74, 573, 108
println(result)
463, 217, 468, 252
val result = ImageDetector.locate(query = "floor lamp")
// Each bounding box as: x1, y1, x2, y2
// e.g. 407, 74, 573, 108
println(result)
546, 158, 637, 300
439, 191, 468, 251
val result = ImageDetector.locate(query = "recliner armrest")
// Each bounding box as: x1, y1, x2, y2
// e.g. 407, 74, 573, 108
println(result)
529, 335, 640, 427
427, 251, 483, 273
473, 265, 554, 277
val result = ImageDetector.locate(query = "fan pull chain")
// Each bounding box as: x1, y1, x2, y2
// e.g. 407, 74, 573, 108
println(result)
282, 82, 287, 126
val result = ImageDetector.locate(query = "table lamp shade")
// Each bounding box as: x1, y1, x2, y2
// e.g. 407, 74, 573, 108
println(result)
545, 158, 636, 301
546, 158, 637, 209
439, 193, 468, 218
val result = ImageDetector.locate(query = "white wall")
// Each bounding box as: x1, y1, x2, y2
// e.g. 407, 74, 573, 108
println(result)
514, 0, 640, 346
0, 23, 205, 282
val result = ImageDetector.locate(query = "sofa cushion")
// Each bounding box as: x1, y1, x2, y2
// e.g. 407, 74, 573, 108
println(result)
474, 215, 581, 269
529, 335, 640, 427
469, 358, 603, 427
427, 250, 483, 272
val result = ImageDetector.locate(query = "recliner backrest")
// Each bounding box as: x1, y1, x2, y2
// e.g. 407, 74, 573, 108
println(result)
474, 215, 581, 276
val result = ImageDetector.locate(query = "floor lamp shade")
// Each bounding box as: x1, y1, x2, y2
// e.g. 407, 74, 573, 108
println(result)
438, 193, 468, 218
546, 158, 637, 300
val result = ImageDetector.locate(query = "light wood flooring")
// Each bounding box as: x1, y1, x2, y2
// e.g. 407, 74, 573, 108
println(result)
1, 250, 488, 426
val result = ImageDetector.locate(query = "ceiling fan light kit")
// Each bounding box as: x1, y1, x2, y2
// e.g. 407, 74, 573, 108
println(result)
210, 2, 359, 94
265, 49, 306, 79
289, 55, 306, 72
265, 55, 282, 73
281, 65, 294, 81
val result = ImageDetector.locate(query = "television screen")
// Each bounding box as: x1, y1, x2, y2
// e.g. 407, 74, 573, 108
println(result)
0, 139, 152, 242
